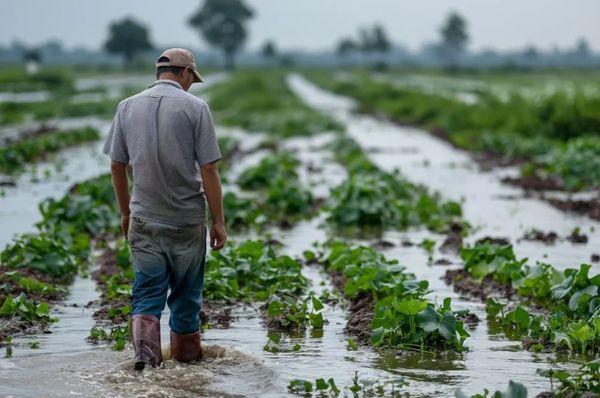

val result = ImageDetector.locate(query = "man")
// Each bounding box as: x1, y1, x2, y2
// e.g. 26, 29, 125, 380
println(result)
102, 48, 227, 370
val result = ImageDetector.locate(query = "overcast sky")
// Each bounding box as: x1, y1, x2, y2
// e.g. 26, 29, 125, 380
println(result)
2, 0, 599, 52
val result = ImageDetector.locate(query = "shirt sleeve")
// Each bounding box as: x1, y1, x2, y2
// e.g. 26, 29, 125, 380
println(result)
102, 104, 130, 164
195, 103, 222, 166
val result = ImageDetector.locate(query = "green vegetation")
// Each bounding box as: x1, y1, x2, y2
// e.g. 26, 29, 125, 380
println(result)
0, 68, 74, 93
103, 17, 153, 65
314, 241, 469, 352
222, 192, 265, 229
538, 359, 600, 397
1, 272, 65, 297
208, 70, 343, 137
0, 293, 54, 323
267, 293, 325, 330
238, 151, 300, 189
288, 377, 340, 396
455, 380, 527, 398
88, 324, 130, 351
327, 135, 463, 233
459, 241, 600, 355
0, 98, 118, 125
188, 0, 254, 70
204, 240, 309, 303
1, 233, 81, 278
532, 136, 600, 190
309, 71, 600, 190
234, 152, 315, 227
0, 127, 100, 173
288, 371, 406, 397
0, 173, 119, 340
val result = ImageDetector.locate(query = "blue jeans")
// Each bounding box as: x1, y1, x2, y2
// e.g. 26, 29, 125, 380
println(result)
128, 217, 207, 334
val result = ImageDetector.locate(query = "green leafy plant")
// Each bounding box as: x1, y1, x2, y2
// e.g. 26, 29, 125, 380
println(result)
538, 359, 600, 397
204, 240, 309, 303
266, 293, 324, 330
455, 380, 528, 398
0, 293, 54, 323
88, 325, 131, 351
1, 233, 79, 278
461, 242, 600, 355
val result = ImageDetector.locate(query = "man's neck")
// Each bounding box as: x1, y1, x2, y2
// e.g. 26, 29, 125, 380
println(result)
157, 73, 184, 87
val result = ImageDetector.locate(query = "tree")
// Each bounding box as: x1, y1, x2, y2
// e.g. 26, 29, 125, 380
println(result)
104, 17, 153, 65
336, 38, 357, 57
23, 48, 41, 64
439, 12, 469, 69
188, 0, 254, 70
356, 24, 392, 67
575, 38, 591, 58
371, 24, 391, 53
260, 40, 277, 59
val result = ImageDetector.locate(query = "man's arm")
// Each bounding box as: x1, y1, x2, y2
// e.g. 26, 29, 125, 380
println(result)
200, 160, 227, 250
110, 160, 131, 239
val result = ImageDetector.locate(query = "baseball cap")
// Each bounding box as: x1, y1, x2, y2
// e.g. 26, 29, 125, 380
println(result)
156, 48, 203, 83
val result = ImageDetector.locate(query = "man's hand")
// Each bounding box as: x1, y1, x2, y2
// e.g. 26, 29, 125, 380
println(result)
121, 215, 130, 240
110, 160, 131, 240
201, 161, 226, 250
210, 223, 227, 250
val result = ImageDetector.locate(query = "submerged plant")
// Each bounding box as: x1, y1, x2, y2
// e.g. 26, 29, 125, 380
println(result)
538, 359, 600, 397
455, 380, 528, 398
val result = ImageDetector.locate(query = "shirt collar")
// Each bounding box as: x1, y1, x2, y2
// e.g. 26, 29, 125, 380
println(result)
149, 79, 183, 90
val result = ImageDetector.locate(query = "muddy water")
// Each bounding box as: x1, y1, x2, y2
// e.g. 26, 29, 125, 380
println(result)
2, 72, 595, 397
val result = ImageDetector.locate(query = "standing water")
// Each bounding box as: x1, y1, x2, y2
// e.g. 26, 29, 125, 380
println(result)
2, 73, 596, 397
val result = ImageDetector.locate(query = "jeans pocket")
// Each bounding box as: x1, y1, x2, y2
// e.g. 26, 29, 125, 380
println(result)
129, 218, 146, 247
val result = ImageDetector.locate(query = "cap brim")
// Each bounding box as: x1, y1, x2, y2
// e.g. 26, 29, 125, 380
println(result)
192, 69, 203, 83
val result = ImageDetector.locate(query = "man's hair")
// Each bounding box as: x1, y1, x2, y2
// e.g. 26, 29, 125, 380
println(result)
156, 56, 185, 78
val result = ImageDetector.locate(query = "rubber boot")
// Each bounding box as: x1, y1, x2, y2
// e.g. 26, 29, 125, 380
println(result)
131, 314, 163, 370
170, 330, 202, 363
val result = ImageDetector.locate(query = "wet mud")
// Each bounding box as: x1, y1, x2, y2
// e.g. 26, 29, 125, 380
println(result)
444, 269, 517, 302
547, 197, 600, 223
519, 229, 559, 245
502, 175, 566, 192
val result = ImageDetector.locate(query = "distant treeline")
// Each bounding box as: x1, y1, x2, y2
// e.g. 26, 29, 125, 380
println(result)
1, 40, 598, 70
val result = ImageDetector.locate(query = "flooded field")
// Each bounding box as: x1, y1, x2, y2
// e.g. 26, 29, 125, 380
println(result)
1, 69, 600, 398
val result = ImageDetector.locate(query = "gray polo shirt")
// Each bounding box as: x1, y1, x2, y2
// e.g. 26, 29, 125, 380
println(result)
102, 79, 221, 226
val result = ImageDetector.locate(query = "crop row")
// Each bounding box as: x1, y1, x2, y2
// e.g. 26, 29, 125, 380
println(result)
0, 68, 74, 93
0, 98, 119, 125
225, 151, 315, 229
207, 70, 343, 138
0, 173, 120, 344
326, 134, 464, 234
451, 240, 600, 357
307, 240, 470, 352
0, 126, 100, 174
308, 71, 600, 191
